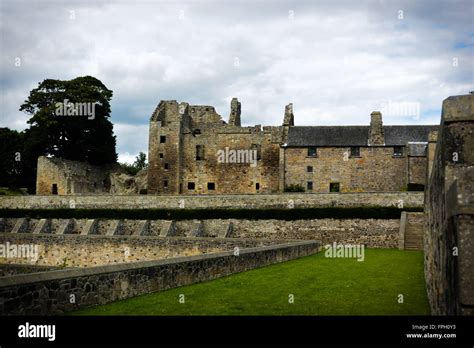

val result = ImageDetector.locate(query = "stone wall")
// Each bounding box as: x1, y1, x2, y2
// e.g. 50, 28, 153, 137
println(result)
36, 156, 146, 195
229, 219, 399, 248
0, 192, 424, 209
0, 240, 320, 315
424, 94, 474, 315
0, 233, 286, 268
147, 100, 283, 195
0, 215, 400, 249
284, 146, 407, 192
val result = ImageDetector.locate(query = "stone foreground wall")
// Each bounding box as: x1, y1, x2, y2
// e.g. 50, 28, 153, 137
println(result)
424, 94, 474, 315
0, 192, 423, 210
0, 240, 320, 315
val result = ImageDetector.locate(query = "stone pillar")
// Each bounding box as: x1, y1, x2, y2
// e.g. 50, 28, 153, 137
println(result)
283, 103, 294, 127
228, 98, 241, 126
427, 131, 438, 181
368, 111, 385, 146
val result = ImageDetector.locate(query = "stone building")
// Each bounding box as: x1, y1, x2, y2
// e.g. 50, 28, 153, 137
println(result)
147, 99, 438, 194
36, 156, 147, 195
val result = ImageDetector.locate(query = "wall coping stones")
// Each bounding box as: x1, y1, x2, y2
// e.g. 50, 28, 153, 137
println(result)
442, 95, 474, 122
0, 192, 424, 210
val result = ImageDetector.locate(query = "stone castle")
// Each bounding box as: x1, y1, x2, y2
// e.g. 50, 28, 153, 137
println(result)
36, 98, 437, 195
147, 98, 437, 194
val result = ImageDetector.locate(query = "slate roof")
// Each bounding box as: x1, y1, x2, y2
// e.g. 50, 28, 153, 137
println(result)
286, 125, 438, 147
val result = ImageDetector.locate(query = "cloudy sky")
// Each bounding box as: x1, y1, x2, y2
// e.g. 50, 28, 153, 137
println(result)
1, 0, 472, 163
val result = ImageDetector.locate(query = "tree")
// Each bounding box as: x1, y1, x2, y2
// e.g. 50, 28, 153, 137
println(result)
134, 152, 148, 171
120, 152, 148, 176
20, 76, 117, 165
0, 128, 24, 188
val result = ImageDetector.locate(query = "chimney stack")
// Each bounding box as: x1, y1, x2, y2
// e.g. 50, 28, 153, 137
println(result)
368, 111, 385, 146
283, 103, 294, 126
229, 98, 241, 126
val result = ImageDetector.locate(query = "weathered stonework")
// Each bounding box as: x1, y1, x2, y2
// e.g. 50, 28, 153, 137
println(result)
147, 99, 436, 194
284, 146, 408, 192
0, 233, 288, 268
36, 156, 147, 195
0, 240, 320, 315
229, 219, 399, 248
424, 94, 474, 316
0, 192, 424, 209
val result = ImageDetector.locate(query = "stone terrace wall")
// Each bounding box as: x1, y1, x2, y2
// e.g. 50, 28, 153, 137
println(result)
0, 240, 320, 315
0, 233, 286, 268
0, 192, 423, 210
229, 219, 399, 248
424, 94, 474, 315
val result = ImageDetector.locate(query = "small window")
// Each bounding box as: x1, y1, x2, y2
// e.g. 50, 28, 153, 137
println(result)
188, 182, 195, 190
207, 182, 215, 190
163, 180, 168, 188
196, 145, 205, 160
393, 146, 404, 157
307, 166, 313, 173
52, 184, 58, 195
251, 144, 262, 160
350, 147, 360, 157
307, 181, 313, 191
308, 147, 317, 157
193, 129, 201, 135
160, 136, 166, 143
164, 163, 169, 170
330, 183, 340, 192
159, 153, 164, 158
256, 183, 260, 190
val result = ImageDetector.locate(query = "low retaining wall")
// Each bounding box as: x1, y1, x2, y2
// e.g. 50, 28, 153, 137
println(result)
0, 192, 423, 210
230, 219, 399, 248
0, 233, 287, 267
0, 217, 400, 248
0, 240, 320, 315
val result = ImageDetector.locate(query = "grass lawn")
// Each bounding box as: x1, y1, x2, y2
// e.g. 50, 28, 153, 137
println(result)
72, 248, 430, 316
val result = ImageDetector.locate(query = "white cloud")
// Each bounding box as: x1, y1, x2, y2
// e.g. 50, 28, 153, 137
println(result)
1, 0, 472, 158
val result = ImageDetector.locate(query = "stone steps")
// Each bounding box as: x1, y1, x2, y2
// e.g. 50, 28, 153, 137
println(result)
399, 212, 424, 251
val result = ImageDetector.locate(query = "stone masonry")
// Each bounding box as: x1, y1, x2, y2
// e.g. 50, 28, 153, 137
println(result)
147, 98, 437, 194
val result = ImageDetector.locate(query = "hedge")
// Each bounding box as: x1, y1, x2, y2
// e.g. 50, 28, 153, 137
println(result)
0, 206, 423, 220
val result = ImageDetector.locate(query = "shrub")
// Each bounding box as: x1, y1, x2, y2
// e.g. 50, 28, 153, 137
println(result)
284, 184, 305, 192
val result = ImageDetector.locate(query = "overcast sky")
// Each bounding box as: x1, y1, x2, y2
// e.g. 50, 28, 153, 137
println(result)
1, 0, 472, 163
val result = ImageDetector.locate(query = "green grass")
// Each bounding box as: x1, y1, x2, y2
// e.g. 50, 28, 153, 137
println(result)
72, 249, 430, 316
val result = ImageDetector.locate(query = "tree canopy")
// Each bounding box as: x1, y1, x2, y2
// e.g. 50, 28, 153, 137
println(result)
0, 76, 118, 193
20, 76, 117, 165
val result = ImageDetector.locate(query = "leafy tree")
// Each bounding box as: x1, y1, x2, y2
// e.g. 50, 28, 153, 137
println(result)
134, 152, 148, 171
0, 128, 24, 188
120, 152, 148, 176
20, 76, 117, 165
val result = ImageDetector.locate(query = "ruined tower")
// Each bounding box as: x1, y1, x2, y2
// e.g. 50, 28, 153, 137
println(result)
368, 111, 385, 145
148, 100, 187, 194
